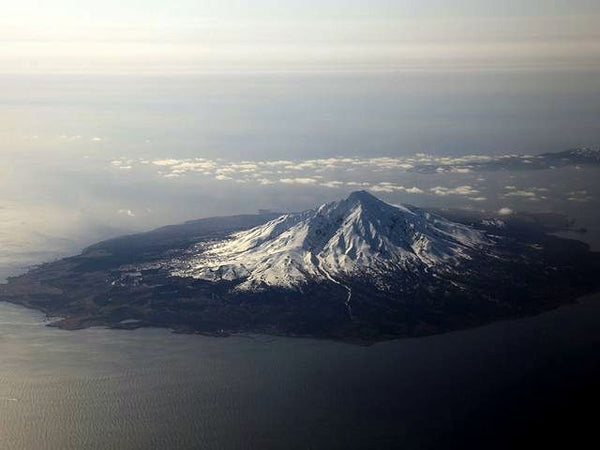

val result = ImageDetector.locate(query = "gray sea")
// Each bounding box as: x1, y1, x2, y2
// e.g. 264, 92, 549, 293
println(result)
1, 292, 599, 449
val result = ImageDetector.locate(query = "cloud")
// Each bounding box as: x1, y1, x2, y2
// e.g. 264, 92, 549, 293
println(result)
279, 177, 318, 185
143, 153, 518, 184
120, 156, 478, 194
430, 185, 479, 196
498, 207, 513, 216
111, 155, 563, 205
320, 181, 344, 188
153, 159, 182, 166
567, 190, 593, 202
404, 186, 425, 194
370, 183, 424, 194
117, 209, 135, 217
504, 190, 537, 198
502, 186, 549, 201
567, 197, 592, 202
436, 166, 472, 173
172, 160, 218, 172
346, 181, 371, 187
59, 134, 82, 140
111, 159, 134, 170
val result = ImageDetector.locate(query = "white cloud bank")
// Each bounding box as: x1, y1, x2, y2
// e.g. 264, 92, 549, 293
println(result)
109, 153, 577, 206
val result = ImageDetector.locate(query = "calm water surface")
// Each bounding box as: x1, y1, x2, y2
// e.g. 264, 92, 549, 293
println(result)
1, 293, 599, 449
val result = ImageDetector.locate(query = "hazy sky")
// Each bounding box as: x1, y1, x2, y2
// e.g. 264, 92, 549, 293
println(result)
2, 1, 599, 74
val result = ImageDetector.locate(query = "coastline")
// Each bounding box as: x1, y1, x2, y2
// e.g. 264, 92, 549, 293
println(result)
2, 287, 599, 347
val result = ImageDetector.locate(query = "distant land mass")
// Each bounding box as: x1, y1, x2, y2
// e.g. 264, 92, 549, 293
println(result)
409, 147, 600, 173
1, 191, 599, 343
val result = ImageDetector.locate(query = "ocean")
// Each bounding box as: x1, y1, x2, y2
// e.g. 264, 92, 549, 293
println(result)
1, 293, 599, 449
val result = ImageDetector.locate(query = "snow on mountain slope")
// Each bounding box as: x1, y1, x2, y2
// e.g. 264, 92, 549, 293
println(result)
169, 191, 494, 291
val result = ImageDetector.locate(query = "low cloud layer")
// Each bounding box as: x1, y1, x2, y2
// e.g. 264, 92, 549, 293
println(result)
109, 152, 594, 206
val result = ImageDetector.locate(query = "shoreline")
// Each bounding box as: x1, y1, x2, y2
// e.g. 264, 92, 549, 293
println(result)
2, 288, 599, 346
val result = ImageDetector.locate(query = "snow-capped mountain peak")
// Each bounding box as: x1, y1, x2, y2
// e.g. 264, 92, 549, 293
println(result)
169, 191, 492, 291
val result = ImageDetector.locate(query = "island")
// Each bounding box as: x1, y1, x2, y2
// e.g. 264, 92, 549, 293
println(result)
2, 192, 599, 343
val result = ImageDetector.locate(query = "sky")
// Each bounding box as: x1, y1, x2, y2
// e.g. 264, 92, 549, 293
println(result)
2, 1, 599, 74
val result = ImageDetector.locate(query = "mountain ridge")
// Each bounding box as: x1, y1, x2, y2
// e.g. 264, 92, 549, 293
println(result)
169, 191, 494, 293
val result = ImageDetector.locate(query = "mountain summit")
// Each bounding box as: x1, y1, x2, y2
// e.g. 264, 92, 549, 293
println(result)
170, 191, 492, 292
